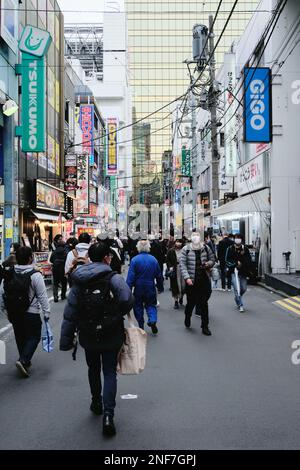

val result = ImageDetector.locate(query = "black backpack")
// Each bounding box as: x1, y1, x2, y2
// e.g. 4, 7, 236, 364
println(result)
77, 271, 122, 342
3, 268, 37, 322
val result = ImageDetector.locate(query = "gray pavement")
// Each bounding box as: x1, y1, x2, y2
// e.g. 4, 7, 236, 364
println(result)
0, 284, 300, 450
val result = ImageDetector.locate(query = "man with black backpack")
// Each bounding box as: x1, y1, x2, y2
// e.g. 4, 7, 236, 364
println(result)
49, 234, 67, 302
0, 246, 50, 378
65, 232, 91, 282
60, 242, 134, 437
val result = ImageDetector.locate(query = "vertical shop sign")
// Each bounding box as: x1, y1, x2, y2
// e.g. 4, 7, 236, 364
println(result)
76, 154, 89, 214
181, 147, 191, 176
80, 105, 94, 157
244, 67, 271, 143
106, 118, 118, 175
223, 53, 237, 177
18, 26, 52, 153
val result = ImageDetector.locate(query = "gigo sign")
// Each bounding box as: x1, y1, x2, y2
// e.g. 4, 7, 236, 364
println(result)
244, 67, 271, 143
17, 26, 52, 153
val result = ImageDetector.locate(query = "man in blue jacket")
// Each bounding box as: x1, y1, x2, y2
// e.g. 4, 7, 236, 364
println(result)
127, 239, 164, 334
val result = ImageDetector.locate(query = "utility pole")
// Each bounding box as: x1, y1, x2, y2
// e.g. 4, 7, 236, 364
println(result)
208, 15, 219, 230
191, 85, 198, 230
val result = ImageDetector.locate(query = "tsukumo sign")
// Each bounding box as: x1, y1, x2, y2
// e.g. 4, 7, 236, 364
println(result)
18, 26, 52, 153
244, 67, 272, 143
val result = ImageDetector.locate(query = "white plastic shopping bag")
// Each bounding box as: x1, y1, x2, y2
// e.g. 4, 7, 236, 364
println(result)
117, 313, 147, 375
234, 268, 241, 297
42, 319, 54, 353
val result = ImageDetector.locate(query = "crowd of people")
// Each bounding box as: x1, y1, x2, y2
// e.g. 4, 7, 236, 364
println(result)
0, 229, 253, 437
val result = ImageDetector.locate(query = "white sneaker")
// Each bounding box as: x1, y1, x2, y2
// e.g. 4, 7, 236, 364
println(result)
227, 288, 232, 292
222, 289, 226, 292
239, 306, 245, 312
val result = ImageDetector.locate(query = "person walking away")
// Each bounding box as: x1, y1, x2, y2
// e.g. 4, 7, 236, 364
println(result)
180, 232, 215, 335
225, 234, 252, 312
65, 232, 91, 283
65, 237, 78, 254
217, 231, 234, 291
148, 234, 165, 273
166, 239, 185, 309
60, 242, 133, 436
50, 234, 67, 302
0, 246, 50, 377
126, 239, 164, 334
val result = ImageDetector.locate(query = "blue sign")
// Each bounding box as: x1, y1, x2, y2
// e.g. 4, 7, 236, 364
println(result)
175, 188, 181, 204
244, 67, 271, 143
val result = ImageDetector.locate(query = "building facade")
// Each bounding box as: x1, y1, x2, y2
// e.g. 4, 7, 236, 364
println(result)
125, 0, 260, 203
0, 0, 19, 259
211, 0, 300, 276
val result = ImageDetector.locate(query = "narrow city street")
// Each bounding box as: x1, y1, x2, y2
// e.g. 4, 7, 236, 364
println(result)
1, 284, 300, 450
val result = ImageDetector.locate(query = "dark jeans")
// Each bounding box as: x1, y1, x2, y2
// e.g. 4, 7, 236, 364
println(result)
185, 281, 211, 329
84, 349, 119, 417
53, 273, 67, 299
12, 313, 42, 366
220, 264, 232, 290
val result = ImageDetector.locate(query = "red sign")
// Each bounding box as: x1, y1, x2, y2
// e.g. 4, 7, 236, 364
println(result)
80, 105, 94, 156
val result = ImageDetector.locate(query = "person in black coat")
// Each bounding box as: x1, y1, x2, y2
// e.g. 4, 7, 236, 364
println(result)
60, 242, 134, 436
217, 232, 234, 291
166, 239, 185, 309
149, 235, 165, 273
49, 234, 67, 302
225, 234, 252, 312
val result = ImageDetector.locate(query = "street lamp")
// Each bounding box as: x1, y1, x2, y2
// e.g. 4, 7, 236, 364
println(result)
2, 99, 18, 117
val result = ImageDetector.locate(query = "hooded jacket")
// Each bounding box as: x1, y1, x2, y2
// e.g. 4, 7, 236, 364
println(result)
64, 243, 90, 275
60, 262, 134, 352
0, 264, 50, 317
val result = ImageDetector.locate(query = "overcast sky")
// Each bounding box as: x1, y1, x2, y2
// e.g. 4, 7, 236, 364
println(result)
58, 0, 105, 24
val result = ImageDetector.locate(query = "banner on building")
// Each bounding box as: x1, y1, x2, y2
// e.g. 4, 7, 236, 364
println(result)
80, 105, 94, 157
21, 53, 46, 152
76, 154, 89, 214
19, 26, 52, 153
244, 67, 271, 143
223, 53, 237, 177
175, 188, 181, 204
36, 180, 65, 213
65, 155, 77, 192
181, 147, 191, 176
106, 118, 118, 175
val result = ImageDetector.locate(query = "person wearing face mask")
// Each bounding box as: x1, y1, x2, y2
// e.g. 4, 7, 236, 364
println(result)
166, 239, 185, 309
225, 234, 252, 312
180, 232, 215, 335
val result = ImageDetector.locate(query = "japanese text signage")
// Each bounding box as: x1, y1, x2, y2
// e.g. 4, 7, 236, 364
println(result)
76, 154, 89, 214
36, 180, 65, 212
244, 67, 272, 143
19, 26, 52, 153
80, 105, 94, 157
237, 153, 269, 196
65, 155, 77, 192
181, 147, 191, 176
106, 118, 118, 175
224, 53, 237, 177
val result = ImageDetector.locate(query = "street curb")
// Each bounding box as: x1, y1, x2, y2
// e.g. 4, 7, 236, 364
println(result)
257, 281, 289, 299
